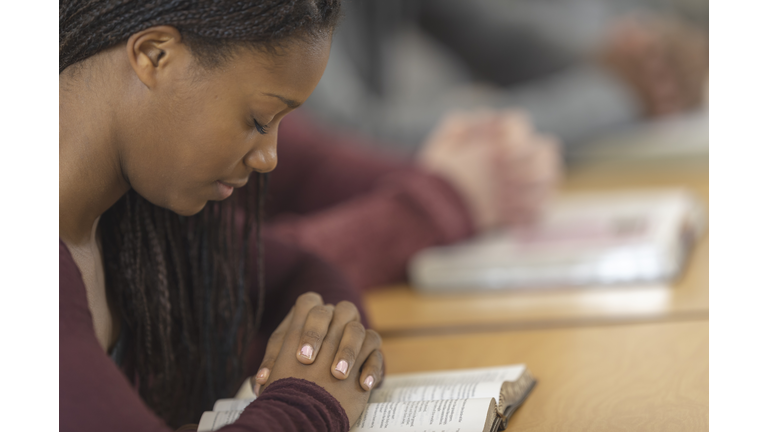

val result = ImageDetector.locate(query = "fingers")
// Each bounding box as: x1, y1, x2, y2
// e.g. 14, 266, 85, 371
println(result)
288, 292, 325, 331
257, 292, 323, 392
330, 320, 366, 380
358, 330, 384, 391
496, 110, 533, 152
296, 304, 335, 364
323, 301, 360, 346
313, 301, 361, 377
253, 306, 295, 394
495, 135, 561, 226
517, 136, 562, 184
421, 111, 472, 152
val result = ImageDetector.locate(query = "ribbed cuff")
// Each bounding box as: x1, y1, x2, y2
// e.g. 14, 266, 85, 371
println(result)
257, 378, 349, 432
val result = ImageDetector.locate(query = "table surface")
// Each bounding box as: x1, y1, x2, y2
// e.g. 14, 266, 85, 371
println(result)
380, 319, 709, 432
364, 161, 709, 337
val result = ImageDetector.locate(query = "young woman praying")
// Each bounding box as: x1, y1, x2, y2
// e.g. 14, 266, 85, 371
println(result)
59, 1, 382, 431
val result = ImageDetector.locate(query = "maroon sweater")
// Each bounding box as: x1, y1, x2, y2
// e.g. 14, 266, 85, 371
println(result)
60, 234, 364, 432
266, 112, 475, 291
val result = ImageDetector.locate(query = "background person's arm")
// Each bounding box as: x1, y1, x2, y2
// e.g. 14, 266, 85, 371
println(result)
265, 113, 475, 291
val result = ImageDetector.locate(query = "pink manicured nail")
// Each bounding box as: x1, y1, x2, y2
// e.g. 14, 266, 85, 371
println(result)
300, 344, 313, 359
335, 360, 349, 375
363, 375, 375, 390
257, 368, 269, 381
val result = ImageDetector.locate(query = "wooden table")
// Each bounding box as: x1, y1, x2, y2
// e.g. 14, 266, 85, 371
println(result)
381, 319, 709, 431
364, 161, 709, 337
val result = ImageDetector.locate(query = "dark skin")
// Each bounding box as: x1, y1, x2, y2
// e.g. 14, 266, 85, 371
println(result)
59, 26, 383, 424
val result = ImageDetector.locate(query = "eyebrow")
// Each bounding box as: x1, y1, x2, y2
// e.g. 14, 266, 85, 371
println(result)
263, 92, 300, 108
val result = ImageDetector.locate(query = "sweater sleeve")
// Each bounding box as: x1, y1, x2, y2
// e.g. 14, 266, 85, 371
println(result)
211, 379, 349, 432
60, 240, 350, 432
266, 112, 475, 291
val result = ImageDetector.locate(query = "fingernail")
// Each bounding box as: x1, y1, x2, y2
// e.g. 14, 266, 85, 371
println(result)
300, 344, 313, 359
257, 368, 270, 381
364, 375, 375, 390
335, 360, 349, 375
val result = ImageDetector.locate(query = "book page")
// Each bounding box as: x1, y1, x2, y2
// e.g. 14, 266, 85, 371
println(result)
351, 398, 495, 432
369, 381, 502, 403
212, 398, 255, 412
378, 365, 525, 390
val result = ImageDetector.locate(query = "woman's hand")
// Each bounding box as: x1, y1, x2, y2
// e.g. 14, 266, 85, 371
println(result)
418, 110, 561, 231
251, 292, 384, 424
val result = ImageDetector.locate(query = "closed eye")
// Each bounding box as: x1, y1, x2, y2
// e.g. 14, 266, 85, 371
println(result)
253, 118, 269, 135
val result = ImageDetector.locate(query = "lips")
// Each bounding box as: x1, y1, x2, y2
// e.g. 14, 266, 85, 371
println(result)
215, 181, 234, 199
214, 178, 249, 200
217, 179, 249, 189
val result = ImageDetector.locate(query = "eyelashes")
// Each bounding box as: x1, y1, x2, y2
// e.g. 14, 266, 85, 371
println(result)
252, 118, 270, 135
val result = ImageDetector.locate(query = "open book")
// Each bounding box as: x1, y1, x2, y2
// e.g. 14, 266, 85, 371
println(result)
197, 364, 536, 432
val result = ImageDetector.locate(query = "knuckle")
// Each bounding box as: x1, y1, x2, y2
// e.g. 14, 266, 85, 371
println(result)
346, 321, 366, 337
302, 329, 324, 344
370, 353, 384, 376
297, 292, 323, 306
364, 351, 384, 374
266, 331, 283, 346
340, 346, 358, 360
261, 352, 277, 364
335, 301, 360, 319
310, 304, 334, 319
366, 329, 382, 347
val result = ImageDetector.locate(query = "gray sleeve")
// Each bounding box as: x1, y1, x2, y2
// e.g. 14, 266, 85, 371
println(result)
302, 0, 644, 155
483, 64, 644, 152
305, 54, 642, 155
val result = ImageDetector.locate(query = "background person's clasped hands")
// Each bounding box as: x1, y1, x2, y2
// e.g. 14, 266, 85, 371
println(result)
418, 110, 562, 231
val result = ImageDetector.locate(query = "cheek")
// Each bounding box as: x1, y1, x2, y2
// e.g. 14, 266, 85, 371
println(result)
126, 81, 255, 213
186, 120, 253, 175
161, 106, 248, 175
126, 121, 246, 213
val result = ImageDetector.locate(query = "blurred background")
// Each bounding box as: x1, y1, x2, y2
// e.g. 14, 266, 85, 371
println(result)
268, 0, 709, 295
300, 0, 709, 162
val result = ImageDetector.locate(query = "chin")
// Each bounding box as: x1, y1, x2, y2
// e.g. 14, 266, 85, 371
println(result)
173, 202, 208, 216
133, 186, 209, 216
159, 197, 208, 217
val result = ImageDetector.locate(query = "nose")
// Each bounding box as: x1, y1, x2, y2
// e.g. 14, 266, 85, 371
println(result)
244, 134, 278, 173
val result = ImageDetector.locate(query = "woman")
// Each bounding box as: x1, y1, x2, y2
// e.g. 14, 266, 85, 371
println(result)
60, 1, 382, 431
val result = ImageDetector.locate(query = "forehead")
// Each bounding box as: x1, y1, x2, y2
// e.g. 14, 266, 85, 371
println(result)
218, 36, 332, 104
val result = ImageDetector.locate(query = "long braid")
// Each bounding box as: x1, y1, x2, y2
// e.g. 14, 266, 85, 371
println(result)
133, 195, 154, 363
143, 203, 174, 381
101, 179, 264, 425
254, 173, 269, 330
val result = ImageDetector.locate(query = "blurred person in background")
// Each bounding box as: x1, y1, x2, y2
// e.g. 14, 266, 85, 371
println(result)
263, 0, 708, 291
266, 109, 561, 291
301, 0, 709, 158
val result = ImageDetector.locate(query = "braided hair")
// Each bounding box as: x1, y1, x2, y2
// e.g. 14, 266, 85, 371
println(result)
60, 0, 341, 427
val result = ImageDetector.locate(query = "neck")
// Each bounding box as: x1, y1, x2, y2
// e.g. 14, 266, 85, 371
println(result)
59, 60, 131, 245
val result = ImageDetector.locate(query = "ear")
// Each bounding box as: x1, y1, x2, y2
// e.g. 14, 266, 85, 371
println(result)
126, 26, 187, 89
